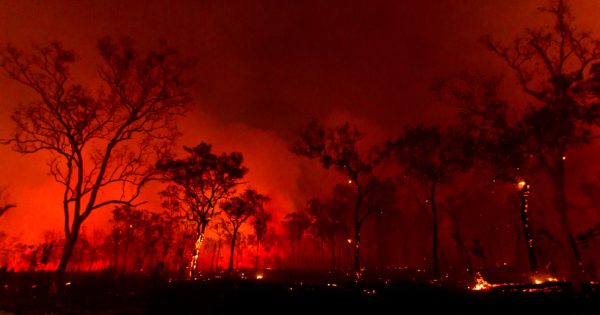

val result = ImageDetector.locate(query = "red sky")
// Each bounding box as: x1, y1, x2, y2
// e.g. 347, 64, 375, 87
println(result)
2, 0, 600, 242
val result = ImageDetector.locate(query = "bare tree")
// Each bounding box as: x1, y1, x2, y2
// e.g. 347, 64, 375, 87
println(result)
221, 188, 269, 277
0, 37, 192, 286
157, 142, 247, 278
482, 0, 600, 283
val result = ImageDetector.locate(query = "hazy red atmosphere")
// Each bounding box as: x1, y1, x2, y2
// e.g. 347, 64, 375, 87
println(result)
1, 0, 598, 238
2, 1, 600, 313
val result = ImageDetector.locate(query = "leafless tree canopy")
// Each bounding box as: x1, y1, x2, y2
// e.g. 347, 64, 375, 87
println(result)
0, 37, 192, 272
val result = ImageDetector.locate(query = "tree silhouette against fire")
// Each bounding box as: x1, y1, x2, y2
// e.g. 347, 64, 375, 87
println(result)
2, 0, 600, 297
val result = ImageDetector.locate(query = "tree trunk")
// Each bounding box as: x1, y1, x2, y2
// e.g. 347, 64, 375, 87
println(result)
518, 181, 539, 275
216, 240, 221, 272
554, 156, 584, 286
53, 221, 81, 293
210, 242, 217, 273
353, 191, 364, 278
330, 237, 336, 270
354, 226, 361, 278
189, 222, 207, 279
227, 227, 238, 277
320, 239, 325, 268
122, 233, 131, 274
255, 241, 260, 270
431, 184, 439, 279
297, 238, 302, 268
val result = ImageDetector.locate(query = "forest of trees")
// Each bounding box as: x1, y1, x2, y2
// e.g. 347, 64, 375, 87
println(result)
1, 0, 600, 290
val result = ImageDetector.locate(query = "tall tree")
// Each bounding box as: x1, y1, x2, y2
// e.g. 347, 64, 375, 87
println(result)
391, 124, 473, 278
283, 210, 311, 268
0, 37, 192, 285
483, 0, 600, 282
306, 197, 343, 269
158, 142, 247, 278
293, 121, 389, 278
221, 189, 268, 277
437, 73, 542, 277
251, 210, 271, 270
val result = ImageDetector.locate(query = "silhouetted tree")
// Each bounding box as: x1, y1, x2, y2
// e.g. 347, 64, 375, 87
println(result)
391, 124, 473, 278
363, 177, 398, 270
157, 142, 247, 278
109, 206, 143, 272
252, 210, 271, 270
283, 210, 311, 268
305, 198, 336, 269
482, 0, 600, 283
437, 73, 542, 276
293, 121, 390, 277
221, 188, 269, 277
0, 37, 192, 287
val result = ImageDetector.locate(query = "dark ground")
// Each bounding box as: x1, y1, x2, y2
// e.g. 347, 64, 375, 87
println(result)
0, 270, 599, 314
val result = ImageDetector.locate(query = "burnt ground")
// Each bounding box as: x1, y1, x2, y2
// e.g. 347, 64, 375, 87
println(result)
0, 270, 599, 314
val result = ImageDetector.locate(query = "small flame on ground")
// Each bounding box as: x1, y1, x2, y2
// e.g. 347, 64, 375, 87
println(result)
256, 274, 263, 280
533, 275, 559, 284
471, 272, 494, 291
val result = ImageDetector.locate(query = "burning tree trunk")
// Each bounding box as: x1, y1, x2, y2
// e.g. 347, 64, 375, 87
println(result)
189, 222, 208, 278
353, 191, 363, 277
518, 180, 539, 275
479, 0, 600, 286
353, 226, 361, 276
158, 143, 247, 280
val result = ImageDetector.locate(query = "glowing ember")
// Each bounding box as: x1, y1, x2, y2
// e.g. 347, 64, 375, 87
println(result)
256, 274, 264, 280
517, 180, 526, 190
347, 238, 352, 244
471, 272, 494, 291
533, 275, 559, 284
